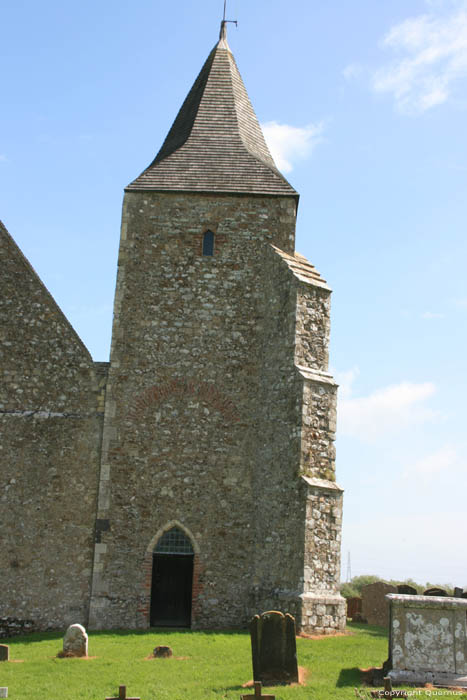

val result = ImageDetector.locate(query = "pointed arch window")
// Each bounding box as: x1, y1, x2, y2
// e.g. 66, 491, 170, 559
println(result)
202, 230, 215, 256
155, 527, 194, 555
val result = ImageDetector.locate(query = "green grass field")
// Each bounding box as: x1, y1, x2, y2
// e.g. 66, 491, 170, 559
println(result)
0, 623, 460, 700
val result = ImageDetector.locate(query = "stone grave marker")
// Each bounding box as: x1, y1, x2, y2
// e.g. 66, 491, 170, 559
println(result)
153, 645, 172, 658
0, 645, 9, 662
397, 585, 417, 595
346, 596, 362, 620
250, 611, 298, 685
106, 686, 140, 700
241, 681, 275, 700
0, 688, 7, 698
62, 623, 88, 657
387, 593, 467, 687
361, 582, 397, 626
454, 587, 464, 598
423, 587, 447, 596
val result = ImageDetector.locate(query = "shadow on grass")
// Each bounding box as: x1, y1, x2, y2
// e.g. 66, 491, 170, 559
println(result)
5, 630, 63, 645
336, 667, 364, 687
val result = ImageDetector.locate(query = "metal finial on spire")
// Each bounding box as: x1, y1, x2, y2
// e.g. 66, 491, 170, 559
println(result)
220, 0, 237, 40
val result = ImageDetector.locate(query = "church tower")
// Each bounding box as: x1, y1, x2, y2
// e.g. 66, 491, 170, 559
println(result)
89, 23, 345, 633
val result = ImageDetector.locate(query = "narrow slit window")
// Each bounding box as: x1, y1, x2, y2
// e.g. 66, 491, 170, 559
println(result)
202, 230, 215, 256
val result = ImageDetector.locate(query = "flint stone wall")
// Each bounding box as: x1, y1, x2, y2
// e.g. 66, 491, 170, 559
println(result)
89, 191, 344, 633
0, 222, 104, 630
387, 594, 467, 687
0, 617, 36, 639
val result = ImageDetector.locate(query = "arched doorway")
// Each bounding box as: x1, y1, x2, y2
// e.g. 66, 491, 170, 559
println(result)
150, 526, 194, 627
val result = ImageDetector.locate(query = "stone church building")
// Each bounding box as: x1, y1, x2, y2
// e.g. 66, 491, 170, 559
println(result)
0, 24, 345, 634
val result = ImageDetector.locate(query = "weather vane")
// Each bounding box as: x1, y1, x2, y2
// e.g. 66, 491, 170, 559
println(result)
222, 0, 238, 29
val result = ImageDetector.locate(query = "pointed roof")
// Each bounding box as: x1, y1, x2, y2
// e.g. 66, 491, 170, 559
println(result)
126, 24, 297, 197
0, 220, 92, 363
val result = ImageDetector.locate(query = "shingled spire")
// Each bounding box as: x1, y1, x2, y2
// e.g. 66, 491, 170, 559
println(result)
127, 24, 297, 196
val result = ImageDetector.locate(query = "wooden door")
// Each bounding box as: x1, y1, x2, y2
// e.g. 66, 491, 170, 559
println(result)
150, 553, 194, 627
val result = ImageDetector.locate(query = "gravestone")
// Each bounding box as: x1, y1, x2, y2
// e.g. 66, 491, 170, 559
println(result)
397, 585, 417, 595
361, 582, 397, 626
346, 596, 362, 620
62, 623, 88, 657
0, 689, 7, 698
250, 611, 298, 685
153, 645, 172, 658
423, 587, 447, 596
454, 588, 464, 598
0, 645, 9, 662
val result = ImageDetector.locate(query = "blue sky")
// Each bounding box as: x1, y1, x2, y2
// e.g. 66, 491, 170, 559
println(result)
1, 0, 466, 588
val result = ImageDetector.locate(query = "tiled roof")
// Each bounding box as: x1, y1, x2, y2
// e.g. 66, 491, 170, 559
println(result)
127, 25, 297, 197
272, 245, 331, 291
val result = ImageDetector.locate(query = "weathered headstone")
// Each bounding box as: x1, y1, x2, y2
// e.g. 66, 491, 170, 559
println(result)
361, 582, 397, 626
241, 681, 275, 700
62, 623, 88, 657
153, 645, 172, 658
423, 587, 447, 596
454, 587, 464, 598
106, 686, 140, 700
0, 688, 7, 698
250, 611, 298, 685
397, 585, 417, 595
346, 596, 362, 620
0, 645, 9, 662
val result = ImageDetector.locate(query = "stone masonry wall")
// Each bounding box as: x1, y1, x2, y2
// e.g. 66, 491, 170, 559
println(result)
250, 244, 306, 618
89, 190, 344, 633
296, 283, 345, 632
0, 221, 103, 630
295, 283, 331, 371
89, 191, 299, 630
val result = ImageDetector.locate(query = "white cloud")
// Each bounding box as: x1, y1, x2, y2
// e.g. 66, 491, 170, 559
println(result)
342, 510, 467, 584
261, 121, 324, 173
421, 310, 444, 318
335, 366, 360, 400
371, 2, 467, 113
404, 444, 458, 478
336, 371, 438, 441
343, 63, 364, 80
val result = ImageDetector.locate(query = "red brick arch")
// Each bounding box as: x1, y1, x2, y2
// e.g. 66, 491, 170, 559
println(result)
126, 378, 240, 423
140, 521, 203, 629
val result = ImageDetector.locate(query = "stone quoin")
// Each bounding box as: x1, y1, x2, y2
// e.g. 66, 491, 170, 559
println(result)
0, 20, 345, 634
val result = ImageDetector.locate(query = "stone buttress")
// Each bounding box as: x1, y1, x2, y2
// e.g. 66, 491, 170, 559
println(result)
89, 23, 345, 633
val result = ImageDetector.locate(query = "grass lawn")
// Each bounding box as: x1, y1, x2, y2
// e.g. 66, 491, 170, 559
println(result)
0, 622, 447, 699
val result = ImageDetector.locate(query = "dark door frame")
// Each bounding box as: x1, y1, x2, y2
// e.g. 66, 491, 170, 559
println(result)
150, 552, 194, 628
